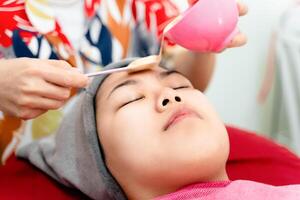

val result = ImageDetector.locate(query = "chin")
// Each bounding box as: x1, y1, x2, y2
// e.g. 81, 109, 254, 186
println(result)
167, 122, 229, 165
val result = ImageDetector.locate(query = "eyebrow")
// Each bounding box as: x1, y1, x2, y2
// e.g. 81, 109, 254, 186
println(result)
107, 70, 184, 99
108, 79, 138, 99
159, 70, 183, 78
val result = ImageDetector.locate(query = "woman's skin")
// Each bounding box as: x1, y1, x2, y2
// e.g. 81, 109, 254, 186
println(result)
96, 66, 230, 199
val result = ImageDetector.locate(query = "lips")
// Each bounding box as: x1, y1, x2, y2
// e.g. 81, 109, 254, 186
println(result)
164, 107, 200, 131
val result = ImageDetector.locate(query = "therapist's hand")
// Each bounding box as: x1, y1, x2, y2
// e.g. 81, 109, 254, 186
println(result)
0, 58, 88, 120
226, 1, 248, 48
168, 1, 248, 92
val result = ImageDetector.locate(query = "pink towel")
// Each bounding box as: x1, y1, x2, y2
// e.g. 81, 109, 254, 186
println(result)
155, 180, 300, 200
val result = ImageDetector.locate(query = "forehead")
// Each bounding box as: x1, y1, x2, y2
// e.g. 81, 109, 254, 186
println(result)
98, 66, 167, 93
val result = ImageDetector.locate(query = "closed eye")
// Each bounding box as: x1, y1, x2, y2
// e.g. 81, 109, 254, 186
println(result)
120, 97, 145, 108
173, 86, 191, 90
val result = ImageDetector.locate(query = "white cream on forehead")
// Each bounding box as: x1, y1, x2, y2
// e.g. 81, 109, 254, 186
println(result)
128, 14, 184, 74
90, 13, 182, 76
127, 55, 161, 73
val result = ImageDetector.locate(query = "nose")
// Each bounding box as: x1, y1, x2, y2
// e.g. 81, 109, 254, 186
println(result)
157, 88, 183, 112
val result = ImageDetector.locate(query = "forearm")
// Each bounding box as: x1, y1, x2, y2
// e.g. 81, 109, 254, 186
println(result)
168, 47, 216, 92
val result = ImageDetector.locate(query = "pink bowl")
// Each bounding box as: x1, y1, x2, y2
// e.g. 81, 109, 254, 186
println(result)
165, 0, 239, 52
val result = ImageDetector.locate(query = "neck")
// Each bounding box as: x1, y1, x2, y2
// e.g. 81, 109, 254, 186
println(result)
124, 169, 229, 200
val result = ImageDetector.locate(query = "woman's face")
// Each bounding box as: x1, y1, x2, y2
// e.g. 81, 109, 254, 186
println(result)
96, 66, 229, 192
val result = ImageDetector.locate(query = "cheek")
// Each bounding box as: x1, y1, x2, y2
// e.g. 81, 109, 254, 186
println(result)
113, 105, 157, 135
103, 104, 161, 167
111, 105, 161, 152
183, 91, 229, 158
188, 91, 223, 123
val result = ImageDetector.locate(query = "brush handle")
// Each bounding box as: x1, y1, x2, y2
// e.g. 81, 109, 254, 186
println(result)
86, 30, 166, 78
85, 67, 130, 77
